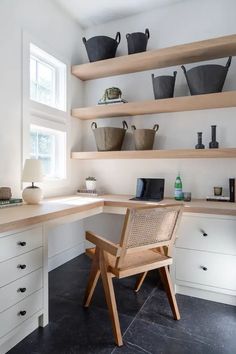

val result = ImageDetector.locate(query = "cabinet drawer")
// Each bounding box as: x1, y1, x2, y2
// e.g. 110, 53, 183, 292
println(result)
175, 248, 236, 291
0, 227, 43, 262
176, 215, 236, 255
0, 248, 42, 288
0, 269, 43, 313
0, 289, 43, 338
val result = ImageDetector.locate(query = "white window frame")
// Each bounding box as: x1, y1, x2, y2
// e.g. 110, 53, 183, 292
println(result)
22, 31, 72, 193
30, 43, 67, 111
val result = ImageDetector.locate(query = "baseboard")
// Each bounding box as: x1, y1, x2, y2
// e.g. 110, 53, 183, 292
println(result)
48, 242, 85, 271
176, 285, 236, 306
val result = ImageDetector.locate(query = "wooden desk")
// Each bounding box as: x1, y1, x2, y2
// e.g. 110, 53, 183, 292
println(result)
1, 194, 236, 233
0, 194, 236, 353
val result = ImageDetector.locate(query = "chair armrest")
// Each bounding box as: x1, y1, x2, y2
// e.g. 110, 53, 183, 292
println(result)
86, 231, 121, 257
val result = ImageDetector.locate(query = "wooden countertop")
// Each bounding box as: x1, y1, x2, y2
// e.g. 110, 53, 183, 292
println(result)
0, 194, 236, 233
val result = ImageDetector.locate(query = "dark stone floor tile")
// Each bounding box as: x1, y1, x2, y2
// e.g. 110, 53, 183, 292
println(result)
114, 318, 220, 354
9, 296, 131, 354
137, 289, 236, 354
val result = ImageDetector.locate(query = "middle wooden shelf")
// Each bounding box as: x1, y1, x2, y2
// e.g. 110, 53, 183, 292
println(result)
72, 148, 236, 160
72, 91, 236, 120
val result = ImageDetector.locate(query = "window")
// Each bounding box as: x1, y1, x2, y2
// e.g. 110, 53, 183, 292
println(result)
30, 125, 66, 180
30, 44, 66, 111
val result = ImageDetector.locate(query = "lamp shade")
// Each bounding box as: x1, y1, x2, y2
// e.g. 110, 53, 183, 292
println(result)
22, 159, 44, 182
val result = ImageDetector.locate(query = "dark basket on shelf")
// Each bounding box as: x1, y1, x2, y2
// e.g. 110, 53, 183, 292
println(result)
181, 56, 232, 95
126, 29, 150, 54
83, 32, 121, 62
152, 71, 177, 99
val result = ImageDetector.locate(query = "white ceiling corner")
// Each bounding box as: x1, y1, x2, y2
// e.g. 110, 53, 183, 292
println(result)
55, 0, 185, 28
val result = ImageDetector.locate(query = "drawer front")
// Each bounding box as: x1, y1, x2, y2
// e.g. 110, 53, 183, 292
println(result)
0, 248, 42, 288
0, 289, 43, 338
175, 248, 236, 291
0, 269, 43, 313
176, 215, 236, 255
0, 227, 43, 262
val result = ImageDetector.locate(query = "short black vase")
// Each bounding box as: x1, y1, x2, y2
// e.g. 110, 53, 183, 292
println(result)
209, 125, 219, 149
195, 132, 205, 149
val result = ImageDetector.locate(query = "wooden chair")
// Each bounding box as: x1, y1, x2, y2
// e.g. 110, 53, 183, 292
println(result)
83, 204, 183, 346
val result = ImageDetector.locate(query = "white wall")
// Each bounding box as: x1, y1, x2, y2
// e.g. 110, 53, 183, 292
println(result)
80, 0, 236, 241
0, 0, 85, 269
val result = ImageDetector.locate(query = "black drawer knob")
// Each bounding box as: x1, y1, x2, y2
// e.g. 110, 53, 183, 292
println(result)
18, 241, 26, 246
200, 266, 208, 271
18, 287, 26, 293
19, 310, 27, 316
18, 264, 26, 270
200, 229, 208, 237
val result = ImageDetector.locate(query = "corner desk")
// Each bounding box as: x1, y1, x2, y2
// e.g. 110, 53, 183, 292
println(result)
1, 194, 236, 353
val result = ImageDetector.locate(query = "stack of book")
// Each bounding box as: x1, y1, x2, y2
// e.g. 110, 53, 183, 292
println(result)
76, 189, 98, 197
97, 98, 127, 105
0, 198, 23, 208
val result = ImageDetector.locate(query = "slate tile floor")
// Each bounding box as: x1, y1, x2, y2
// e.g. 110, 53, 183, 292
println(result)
9, 254, 236, 354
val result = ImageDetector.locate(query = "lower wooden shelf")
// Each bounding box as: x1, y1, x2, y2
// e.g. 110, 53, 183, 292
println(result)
72, 91, 236, 120
71, 148, 236, 160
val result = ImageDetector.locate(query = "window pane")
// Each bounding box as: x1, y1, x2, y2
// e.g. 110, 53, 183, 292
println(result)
38, 133, 53, 155
30, 57, 37, 82
39, 156, 52, 176
30, 125, 66, 180
29, 44, 66, 111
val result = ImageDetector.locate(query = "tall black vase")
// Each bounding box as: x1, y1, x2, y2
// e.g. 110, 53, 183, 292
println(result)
209, 125, 219, 149
195, 132, 205, 149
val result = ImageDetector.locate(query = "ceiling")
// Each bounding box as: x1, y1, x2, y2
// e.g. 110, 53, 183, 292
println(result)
55, 0, 184, 28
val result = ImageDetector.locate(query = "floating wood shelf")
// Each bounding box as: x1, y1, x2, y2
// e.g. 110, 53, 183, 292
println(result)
72, 34, 236, 81
71, 148, 236, 160
72, 91, 236, 120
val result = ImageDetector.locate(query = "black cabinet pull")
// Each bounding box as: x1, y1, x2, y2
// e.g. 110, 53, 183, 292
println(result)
18, 241, 26, 246
19, 310, 27, 316
18, 287, 26, 293
200, 266, 208, 271
200, 229, 208, 237
18, 264, 26, 270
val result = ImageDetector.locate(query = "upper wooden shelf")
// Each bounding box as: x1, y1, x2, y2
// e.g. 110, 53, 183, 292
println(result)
71, 148, 236, 160
72, 91, 236, 120
72, 34, 236, 81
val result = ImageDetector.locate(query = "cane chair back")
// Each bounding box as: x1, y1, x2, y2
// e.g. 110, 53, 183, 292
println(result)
116, 204, 183, 268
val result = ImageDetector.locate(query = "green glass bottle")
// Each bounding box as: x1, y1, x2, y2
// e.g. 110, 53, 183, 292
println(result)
174, 174, 183, 200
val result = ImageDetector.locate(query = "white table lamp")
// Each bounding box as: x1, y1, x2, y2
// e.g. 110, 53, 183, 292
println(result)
22, 159, 44, 204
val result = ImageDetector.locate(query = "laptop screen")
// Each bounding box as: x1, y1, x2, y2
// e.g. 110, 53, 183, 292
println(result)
135, 178, 165, 201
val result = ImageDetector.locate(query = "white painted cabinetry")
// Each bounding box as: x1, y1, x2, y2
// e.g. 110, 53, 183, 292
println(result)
0, 226, 48, 354
171, 214, 236, 305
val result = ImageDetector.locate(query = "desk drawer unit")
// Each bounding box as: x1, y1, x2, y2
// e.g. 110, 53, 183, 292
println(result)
176, 215, 236, 255
0, 227, 43, 262
175, 248, 236, 291
173, 214, 236, 305
0, 289, 43, 339
0, 269, 43, 313
0, 248, 43, 288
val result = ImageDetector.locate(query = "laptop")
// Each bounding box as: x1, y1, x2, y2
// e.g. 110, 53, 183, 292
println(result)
130, 178, 165, 201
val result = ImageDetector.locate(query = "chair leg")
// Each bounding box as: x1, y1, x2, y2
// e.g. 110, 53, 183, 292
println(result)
83, 248, 101, 308
159, 266, 180, 320
100, 251, 123, 347
134, 272, 148, 292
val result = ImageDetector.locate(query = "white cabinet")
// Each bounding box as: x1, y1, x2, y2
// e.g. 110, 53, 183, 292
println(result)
172, 214, 236, 305
0, 226, 47, 354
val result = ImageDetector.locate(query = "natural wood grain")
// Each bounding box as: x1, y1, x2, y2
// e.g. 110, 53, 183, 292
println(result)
1, 194, 236, 234
0, 198, 104, 233
72, 34, 236, 80
71, 148, 236, 160
159, 266, 180, 320
72, 91, 236, 120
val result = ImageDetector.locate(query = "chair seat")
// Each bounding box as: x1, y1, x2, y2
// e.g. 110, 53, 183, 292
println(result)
86, 247, 172, 278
